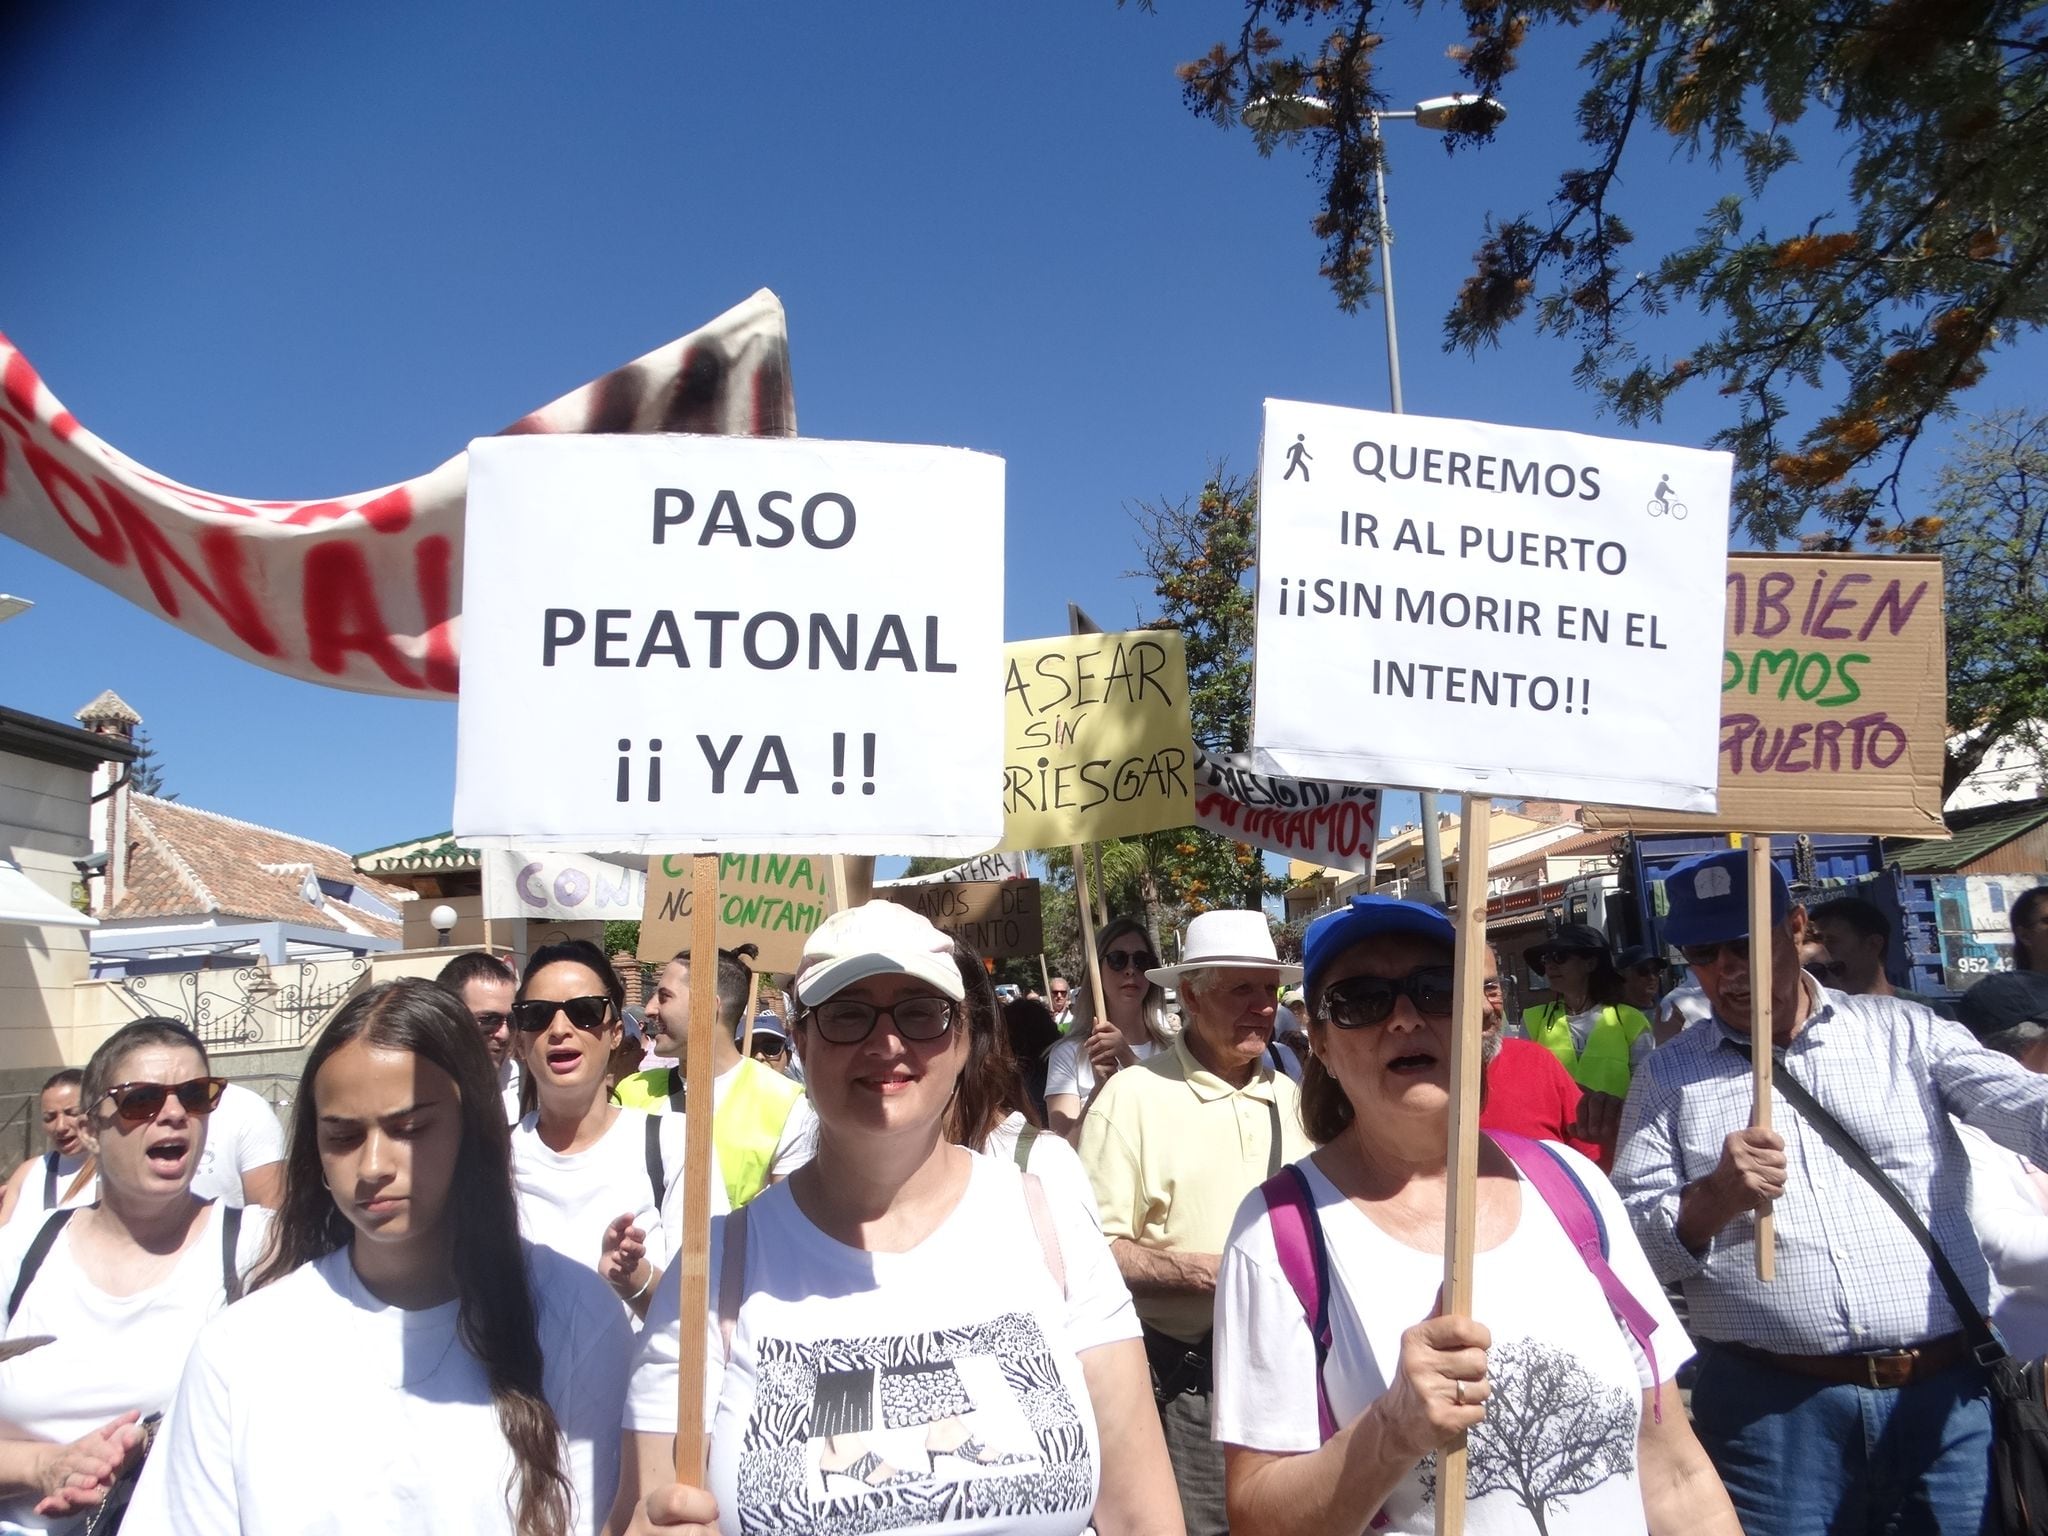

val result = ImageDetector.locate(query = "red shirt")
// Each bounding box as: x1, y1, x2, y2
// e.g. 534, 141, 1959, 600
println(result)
1480, 1036, 1606, 1166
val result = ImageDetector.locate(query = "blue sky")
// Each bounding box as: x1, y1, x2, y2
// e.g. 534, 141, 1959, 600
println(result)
3, 0, 2040, 859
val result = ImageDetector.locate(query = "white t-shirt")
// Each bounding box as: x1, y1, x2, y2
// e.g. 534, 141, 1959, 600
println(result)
981, 1113, 1103, 1228
1044, 1035, 1160, 1106
187, 1084, 285, 1207
511, 1107, 725, 1287
1213, 1146, 1691, 1536
125, 1241, 632, 1535
498, 1058, 524, 1124
1962, 1123, 2048, 1359
4, 1153, 96, 1228
625, 1152, 1140, 1536
0, 1200, 271, 1533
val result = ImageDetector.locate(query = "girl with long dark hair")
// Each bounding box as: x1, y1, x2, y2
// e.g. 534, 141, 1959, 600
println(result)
127, 978, 631, 1534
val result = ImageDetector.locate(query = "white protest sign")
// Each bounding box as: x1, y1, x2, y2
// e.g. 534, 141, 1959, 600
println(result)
454, 434, 1005, 854
481, 849, 648, 922
875, 850, 1030, 887
1191, 748, 1381, 874
1251, 400, 1728, 810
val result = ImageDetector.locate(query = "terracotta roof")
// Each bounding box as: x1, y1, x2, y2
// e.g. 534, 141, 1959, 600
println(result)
74, 690, 141, 728
108, 796, 403, 941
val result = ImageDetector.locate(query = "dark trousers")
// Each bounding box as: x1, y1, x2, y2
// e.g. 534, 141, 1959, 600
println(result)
1146, 1326, 1225, 1535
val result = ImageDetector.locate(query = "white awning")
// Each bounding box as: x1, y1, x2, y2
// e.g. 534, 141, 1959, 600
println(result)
0, 860, 95, 929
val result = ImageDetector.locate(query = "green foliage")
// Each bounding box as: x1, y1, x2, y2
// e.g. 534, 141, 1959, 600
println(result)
600, 920, 642, 959
1157, 0, 2048, 546
129, 728, 173, 800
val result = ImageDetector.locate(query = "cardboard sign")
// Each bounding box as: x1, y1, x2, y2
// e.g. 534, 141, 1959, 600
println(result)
454, 433, 1006, 855
636, 853, 833, 973
1251, 400, 1730, 810
875, 850, 1030, 887
1584, 553, 1947, 835
0, 293, 794, 699
1002, 628, 1196, 848
876, 879, 1044, 959
482, 849, 648, 922
1191, 749, 1381, 874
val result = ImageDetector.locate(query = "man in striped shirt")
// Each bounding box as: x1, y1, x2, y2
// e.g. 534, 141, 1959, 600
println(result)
1613, 848, 2048, 1536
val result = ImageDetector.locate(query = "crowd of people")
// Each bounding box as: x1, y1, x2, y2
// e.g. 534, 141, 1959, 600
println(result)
0, 869, 2043, 1534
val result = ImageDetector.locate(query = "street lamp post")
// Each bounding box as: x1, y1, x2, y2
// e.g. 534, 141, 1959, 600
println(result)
1243, 93, 1505, 904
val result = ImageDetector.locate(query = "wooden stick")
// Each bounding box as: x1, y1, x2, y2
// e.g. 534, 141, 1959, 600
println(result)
1748, 835, 1776, 1283
674, 852, 721, 1485
1038, 953, 1052, 1001
740, 970, 762, 1060
1071, 844, 1106, 1030
1437, 794, 1491, 1536
1091, 841, 1109, 927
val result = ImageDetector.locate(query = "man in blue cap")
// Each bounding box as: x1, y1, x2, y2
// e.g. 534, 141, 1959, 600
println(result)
1612, 847, 2048, 1536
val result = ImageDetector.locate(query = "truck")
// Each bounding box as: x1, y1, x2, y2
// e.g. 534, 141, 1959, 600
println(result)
1485, 832, 2047, 1010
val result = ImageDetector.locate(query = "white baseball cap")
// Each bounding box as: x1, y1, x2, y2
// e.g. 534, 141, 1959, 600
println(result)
795, 902, 965, 1006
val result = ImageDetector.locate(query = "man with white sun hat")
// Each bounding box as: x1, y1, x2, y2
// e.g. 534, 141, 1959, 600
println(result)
1079, 907, 1312, 1536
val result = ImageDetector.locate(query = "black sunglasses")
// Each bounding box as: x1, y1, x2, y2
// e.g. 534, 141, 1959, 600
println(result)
1680, 941, 1747, 966
806, 996, 956, 1046
1102, 950, 1156, 973
1807, 959, 1848, 981
1321, 966, 1458, 1029
509, 995, 616, 1034
100, 1077, 227, 1125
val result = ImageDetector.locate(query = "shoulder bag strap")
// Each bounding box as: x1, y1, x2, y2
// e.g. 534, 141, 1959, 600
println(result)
1771, 1065, 2005, 1365
717, 1206, 749, 1364
7, 1208, 79, 1323
220, 1203, 246, 1303
644, 1114, 667, 1208
1020, 1171, 1067, 1301
1013, 1123, 1040, 1171
1259, 1166, 1337, 1443
668, 1066, 685, 1115
1488, 1131, 1664, 1414
42, 1153, 57, 1209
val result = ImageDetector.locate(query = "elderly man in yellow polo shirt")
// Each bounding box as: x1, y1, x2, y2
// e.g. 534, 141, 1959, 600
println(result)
1080, 907, 1310, 1536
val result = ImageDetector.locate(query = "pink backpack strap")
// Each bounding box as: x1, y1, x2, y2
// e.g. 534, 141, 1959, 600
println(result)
1260, 1166, 1337, 1444
718, 1206, 749, 1365
1021, 1171, 1067, 1301
1487, 1130, 1664, 1419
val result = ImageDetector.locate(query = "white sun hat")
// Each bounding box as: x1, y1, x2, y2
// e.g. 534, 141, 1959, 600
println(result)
1145, 909, 1302, 987
795, 901, 966, 1006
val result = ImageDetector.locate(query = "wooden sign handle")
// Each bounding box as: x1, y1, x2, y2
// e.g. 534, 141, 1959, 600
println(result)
1070, 843, 1107, 1030
1748, 835, 1776, 1283
1436, 794, 1492, 1536
739, 970, 762, 1061
674, 852, 721, 1485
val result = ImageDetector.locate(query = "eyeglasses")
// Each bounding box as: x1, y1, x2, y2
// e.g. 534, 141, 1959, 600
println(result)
1321, 967, 1457, 1030
1680, 941, 1747, 967
471, 1010, 512, 1034
806, 996, 956, 1046
1807, 959, 1849, 982
1102, 951, 1156, 974
509, 996, 616, 1034
1049, 988, 1070, 999
99, 1077, 227, 1125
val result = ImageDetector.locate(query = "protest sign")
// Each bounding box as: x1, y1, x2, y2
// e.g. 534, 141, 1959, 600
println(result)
1001, 628, 1196, 848
0, 292, 794, 698
481, 849, 647, 922
454, 432, 1005, 855
1584, 553, 1947, 835
876, 879, 1043, 959
1251, 400, 1730, 811
637, 853, 832, 974
875, 850, 1030, 886
1191, 748, 1381, 874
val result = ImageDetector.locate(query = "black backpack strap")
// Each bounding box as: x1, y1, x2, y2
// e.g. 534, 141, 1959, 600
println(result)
220, 1204, 245, 1304
42, 1153, 57, 1210
7, 1208, 78, 1323
1772, 1062, 2006, 1365
1013, 1124, 1040, 1171
645, 1114, 667, 1207
667, 1067, 685, 1115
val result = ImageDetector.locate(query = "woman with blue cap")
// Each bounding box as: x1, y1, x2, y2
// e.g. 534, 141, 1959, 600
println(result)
1210, 894, 1737, 1535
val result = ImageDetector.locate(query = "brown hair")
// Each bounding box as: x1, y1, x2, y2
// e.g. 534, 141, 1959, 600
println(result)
1297, 1046, 1355, 1145
942, 942, 1030, 1147
260, 980, 570, 1536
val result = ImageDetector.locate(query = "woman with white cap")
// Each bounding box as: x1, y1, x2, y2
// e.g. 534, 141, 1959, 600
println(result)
607, 901, 1182, 1536
1210, 895, 1736, 1536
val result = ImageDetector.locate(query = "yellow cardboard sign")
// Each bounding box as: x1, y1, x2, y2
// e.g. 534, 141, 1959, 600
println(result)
1585, 553, 1947, 835
636, 853, 833, 973
1001, 628, 1196, 849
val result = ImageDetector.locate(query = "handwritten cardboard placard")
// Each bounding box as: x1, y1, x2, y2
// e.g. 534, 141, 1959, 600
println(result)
1191, 749, 1382, 874
875, 850, 1029, 887
637, 853, 833, 973
1002, 628, 1196, 848
1584, 553, 1947, 835
1251, 399, 1730, 810
455, 433, 1005, 855
876, 879, 1044, 960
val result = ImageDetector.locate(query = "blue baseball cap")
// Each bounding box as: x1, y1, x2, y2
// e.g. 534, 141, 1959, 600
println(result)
1661, 849, 1790, 948
1303, 895, 1456, 998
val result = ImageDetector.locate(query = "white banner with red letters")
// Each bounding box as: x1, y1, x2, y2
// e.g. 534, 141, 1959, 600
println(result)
1191, 748, 1382, 874
0, 290, 794, 698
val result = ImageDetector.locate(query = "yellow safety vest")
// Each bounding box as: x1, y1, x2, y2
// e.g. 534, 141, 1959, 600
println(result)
1519, 1000, 1652, 1100
613, 1058, 805, 1207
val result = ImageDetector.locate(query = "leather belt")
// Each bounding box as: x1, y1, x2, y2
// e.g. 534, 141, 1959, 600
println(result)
1715, 1332, 1971, 1389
